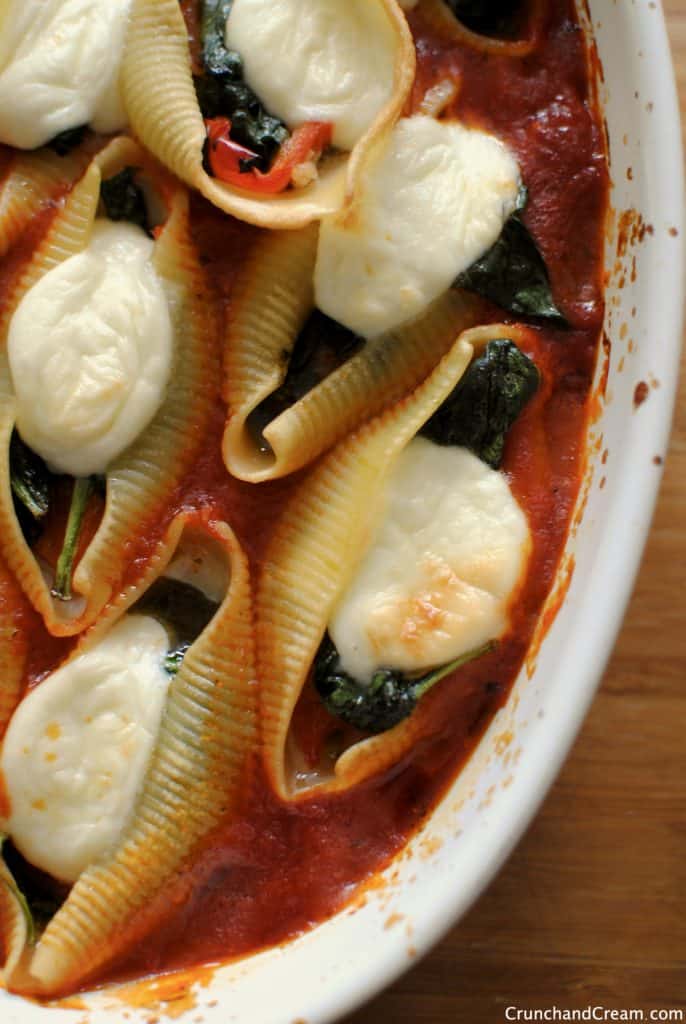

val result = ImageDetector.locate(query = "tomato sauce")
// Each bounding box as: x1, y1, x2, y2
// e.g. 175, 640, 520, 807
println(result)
0, 0, 608, 989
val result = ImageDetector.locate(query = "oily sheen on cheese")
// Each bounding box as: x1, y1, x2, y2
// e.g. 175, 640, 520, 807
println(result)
8, 220, 173, 477
224, 0, 398, 151
329, 438, 530, 682
0, 615, 170, 883
315, 116, 521, 338
0, 0, 132, 150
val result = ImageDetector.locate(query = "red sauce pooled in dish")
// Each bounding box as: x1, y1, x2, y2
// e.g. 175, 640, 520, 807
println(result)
0, 0, 609, 987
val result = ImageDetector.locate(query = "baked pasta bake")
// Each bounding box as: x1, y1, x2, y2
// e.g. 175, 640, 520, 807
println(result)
0, 0, 608, 998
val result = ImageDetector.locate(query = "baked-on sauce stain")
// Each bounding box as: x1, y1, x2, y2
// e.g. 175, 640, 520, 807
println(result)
634, 380, 650, 408
1, 0, 609, 987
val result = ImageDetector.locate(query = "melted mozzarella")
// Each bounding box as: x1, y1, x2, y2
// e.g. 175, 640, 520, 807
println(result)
0, 0, 132, 149
224, 0, 397, 151
329, 438, 530, 682
315, 116, 521, 338
8, 220, 173, 477
0, 615, 170, 883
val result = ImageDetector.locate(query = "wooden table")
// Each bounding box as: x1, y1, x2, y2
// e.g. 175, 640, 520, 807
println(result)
346, 6, 686, 1020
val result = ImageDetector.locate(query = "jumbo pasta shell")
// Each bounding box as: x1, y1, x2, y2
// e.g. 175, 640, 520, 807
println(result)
415, 0, 546, 57
222, 224, 318, 479
72, 179, 219, 623
257, 332, 483, 800
18, 516, 257, 996
223, 226, 482, 481
0, 156, 99, 632
0, 138, 219, 636
122, 0, 416, 229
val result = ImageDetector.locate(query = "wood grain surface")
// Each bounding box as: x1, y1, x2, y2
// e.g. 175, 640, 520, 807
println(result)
346, 6, 686, 1021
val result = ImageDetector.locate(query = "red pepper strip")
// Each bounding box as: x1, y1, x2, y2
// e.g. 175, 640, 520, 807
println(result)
205, 118, 333, 195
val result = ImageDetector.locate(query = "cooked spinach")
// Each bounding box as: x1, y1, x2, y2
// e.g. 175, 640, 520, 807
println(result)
136, 577, 218, 676
47, 125, 87, 157
201, 0, 239, 76
100, 167, 150, 234
248, 310, 364, 450
10, 438, 104, 597
163, 643, 191, 676
52, 477, 94, 601
421, 338, 539, 468
196, 0, 289, 172
10, 431, 51, 523
455, 188, 565, 322
314, 634, 495, 735
445, 0, 522, 36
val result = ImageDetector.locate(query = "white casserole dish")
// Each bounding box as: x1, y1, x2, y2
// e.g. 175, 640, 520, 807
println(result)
1, 1, 683, 1021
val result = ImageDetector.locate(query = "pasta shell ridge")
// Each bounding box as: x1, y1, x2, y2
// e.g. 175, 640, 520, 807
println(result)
2, 162, 100, 313
222, 224, 319, 480
0, 147, 92, 261
122, 0, 208, 191
22, 517, 257, 996
257, 336, 475, 799
122, 0, 416, 228
0, 555, 29, 739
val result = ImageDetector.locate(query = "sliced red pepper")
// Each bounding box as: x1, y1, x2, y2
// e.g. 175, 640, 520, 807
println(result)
205, 118, 333, 195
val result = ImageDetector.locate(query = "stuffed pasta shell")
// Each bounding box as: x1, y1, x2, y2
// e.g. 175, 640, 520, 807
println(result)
122, 0, 415, 228
257, 326, 539, 799
0, 515, 257, 994
0, 137, 218, 636
222, 223, 483, 481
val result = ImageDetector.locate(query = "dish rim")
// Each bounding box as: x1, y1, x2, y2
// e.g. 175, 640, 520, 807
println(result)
0, 2, 683, 1021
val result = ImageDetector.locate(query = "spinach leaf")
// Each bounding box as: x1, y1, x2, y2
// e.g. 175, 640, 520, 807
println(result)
52, 477, 94, 601
455, 188, 565, 322
10, 431, 51, 522
248, 310, 364, 450
47, 125, 87, 156
445, 0, 522, 36
421, 338, 539, 468
197, 75, 289, 171
315, 634, 495, 735
196, 0, 289, 172
136, 578, 218, 676
201, 0, 239, 76
163, 643, 191, 676
100, 167, 150, 234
